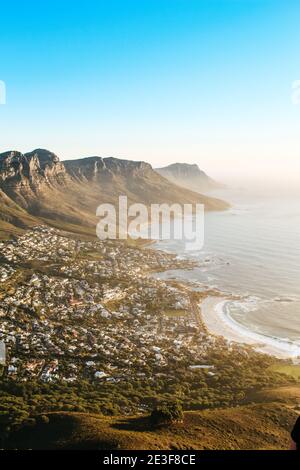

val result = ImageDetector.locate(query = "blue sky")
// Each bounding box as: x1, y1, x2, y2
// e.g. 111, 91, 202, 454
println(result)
0, 0, 299, 181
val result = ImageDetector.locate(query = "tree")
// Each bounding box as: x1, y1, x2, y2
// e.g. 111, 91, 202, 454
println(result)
150, 400, 183, 425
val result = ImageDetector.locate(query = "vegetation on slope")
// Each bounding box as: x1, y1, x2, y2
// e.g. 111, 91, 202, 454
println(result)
5, 402, 298, 450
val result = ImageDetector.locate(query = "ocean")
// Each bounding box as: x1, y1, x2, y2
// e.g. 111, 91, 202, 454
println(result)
154, 186, 300, 350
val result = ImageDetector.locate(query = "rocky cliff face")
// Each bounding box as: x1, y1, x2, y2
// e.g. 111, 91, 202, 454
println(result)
64, 156, 152, 182
0, 149, 66, 182
0, 149, 68, 203
0, 149, 229, 239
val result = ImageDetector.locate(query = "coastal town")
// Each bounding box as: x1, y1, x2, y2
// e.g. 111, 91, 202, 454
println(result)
0, 226, 227, 385
0, 225, 291, 434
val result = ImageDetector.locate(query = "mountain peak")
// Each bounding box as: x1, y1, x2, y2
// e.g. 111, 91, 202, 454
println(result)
0, 149, 60, 169
155, 162, 223, 193
0, 150, 23, 160
159, 162, 205, 176
24, 149, 60, 166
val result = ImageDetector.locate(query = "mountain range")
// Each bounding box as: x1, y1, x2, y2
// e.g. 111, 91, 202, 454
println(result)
0, 149, 229, 239
155, 163, 224, 193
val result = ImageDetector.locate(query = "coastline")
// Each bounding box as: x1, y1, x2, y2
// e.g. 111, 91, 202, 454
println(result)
201, 296, 300, 359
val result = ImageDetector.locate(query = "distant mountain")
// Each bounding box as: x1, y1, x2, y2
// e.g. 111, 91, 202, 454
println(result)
0, 149, 229, 238
155, 163, 224, 193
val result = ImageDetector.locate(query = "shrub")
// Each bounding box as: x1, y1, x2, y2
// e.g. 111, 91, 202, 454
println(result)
38, 415, 50, 425
150, 401, 183, 425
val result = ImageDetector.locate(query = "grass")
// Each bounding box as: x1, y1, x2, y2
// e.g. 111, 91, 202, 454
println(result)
269, 363, 300, 381
6, 402, 298, 450
104, 299, 123, 311
163, 309, 188, 318
78, 250, 103, 261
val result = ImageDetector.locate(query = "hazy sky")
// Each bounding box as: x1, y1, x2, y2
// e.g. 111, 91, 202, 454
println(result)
0, 0, 300, 183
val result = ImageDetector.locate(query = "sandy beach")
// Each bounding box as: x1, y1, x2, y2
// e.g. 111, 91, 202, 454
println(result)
201, 296, 300, 359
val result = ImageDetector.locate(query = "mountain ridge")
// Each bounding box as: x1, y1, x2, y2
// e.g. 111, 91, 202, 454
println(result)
155, 162, 224, 193
0, 149, 229, 239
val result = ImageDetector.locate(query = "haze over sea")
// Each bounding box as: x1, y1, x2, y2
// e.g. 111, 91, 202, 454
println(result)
155, 185, 300, 349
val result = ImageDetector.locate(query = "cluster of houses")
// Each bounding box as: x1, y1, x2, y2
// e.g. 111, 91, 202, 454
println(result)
0, 226, 219, 383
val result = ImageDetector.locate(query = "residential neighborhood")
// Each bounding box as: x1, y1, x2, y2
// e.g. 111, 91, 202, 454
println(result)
0, 226, 225, 384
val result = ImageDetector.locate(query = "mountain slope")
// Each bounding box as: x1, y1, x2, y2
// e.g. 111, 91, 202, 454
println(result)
155, 163, 224, 193
0, 189, 39, 239
6, 403, 296, 450
0, 149, 229, 238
